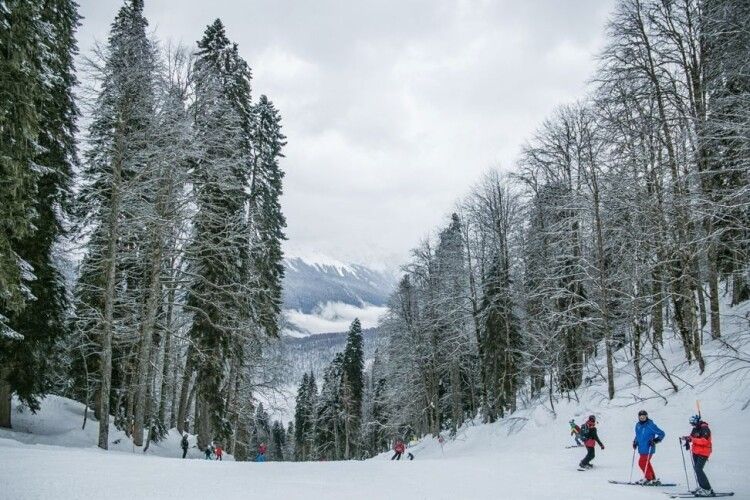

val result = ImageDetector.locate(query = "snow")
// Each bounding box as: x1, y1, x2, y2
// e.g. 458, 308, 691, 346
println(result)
0, 395, 221, 461
283, 248, 358, 278
1, 302, 749, 499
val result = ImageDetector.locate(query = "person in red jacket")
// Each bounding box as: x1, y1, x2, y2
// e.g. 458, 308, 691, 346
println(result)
214, 443, 223, 461
682, 415, 713, 496
578, 415, 605, 469
391, 439, 405, 461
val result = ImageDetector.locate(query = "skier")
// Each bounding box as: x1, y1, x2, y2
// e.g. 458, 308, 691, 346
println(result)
181, 432, 189, 459
578, 415, 604, 469
632, 409, 666, 485
391, 439, 405, 461
204, 442, 214, 460
682, 414, 714, 497
569, 419, 583, 446
214, 443, 224, 461
256, 442, 267, 462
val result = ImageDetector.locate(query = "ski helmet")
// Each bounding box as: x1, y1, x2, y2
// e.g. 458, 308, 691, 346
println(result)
638, 410, 648, 417
588, 414, 596, 422
689, 414, 701, 426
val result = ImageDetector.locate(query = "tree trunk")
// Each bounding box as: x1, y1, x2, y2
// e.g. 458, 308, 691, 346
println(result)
176, 345, 195, 434
98, 149, 121, 450
132, 238, 163, 447
707, 249, 721, 339
0, 371, 12, 429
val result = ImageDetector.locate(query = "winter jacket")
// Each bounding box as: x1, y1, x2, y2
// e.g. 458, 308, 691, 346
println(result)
633, 419, 666, 455
582, 422, 604, 448
570, 423, 581, 436
215, 446, 223, 457
394, 441, 405, 454
258, 445, 267, 455
689, 422, 712, 458
181, 436, 189, 450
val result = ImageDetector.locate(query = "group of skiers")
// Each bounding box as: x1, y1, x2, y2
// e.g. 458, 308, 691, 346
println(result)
179, 433, 267, 462
569, 410, 717, 497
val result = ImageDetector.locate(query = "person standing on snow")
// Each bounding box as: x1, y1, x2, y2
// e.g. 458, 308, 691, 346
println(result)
578, 415, 604, 469
214, 443, 224, 461
569, 419, 583, 446
391, 439, 405, 460
256, 442, 267, 462
181, 433, 189, 459
204, 442, 214, 460
683, 415, 714, 497
632, 410, 666, 484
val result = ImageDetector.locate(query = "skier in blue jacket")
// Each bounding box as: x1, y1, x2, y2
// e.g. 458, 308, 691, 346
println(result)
632, 410, 665, 484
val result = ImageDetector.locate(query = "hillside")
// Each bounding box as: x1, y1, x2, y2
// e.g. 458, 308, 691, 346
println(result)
1, 301, 748, 499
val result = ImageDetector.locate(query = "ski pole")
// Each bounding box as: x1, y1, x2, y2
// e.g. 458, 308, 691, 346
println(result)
629, 447, 636, 483
679, 437, 691, 491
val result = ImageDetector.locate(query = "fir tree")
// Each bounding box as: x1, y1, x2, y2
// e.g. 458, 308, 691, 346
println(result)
187, 18, 250, 448
0, 0, 79, 428
341, 318, 364, 458
248, 95, 287, 336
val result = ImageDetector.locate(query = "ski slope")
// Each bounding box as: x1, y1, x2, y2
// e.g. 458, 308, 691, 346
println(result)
1, 302, 749, 499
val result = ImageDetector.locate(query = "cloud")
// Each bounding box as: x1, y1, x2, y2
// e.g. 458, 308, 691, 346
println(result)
285, 302, 387, 335
76, 0, 616, 268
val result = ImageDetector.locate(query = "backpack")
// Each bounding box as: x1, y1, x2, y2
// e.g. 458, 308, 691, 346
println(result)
579, 423, 591, 440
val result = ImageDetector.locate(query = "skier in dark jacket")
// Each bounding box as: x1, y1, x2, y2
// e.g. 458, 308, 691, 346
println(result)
579, 415, 604, 469
632, 410, 666, 484
392, 439, 405, 460
682, 415, 714, 497
181, 433, 189, 459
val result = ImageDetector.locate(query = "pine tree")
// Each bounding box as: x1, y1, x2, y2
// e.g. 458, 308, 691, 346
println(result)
0, 0, 79, 428
341, 318, 364, 458
0, 1, 43, 336
271, 420, 286, 461
187, 19, 250, 449
248, 95, 287, 336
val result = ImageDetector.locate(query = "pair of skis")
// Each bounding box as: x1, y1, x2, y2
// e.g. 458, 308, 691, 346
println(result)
665, 493, 734, 498
608, 480, 734, 497
608, 480, 677, 487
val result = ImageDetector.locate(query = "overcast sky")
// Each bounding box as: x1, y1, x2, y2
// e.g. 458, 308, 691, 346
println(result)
76, 0, 616, 269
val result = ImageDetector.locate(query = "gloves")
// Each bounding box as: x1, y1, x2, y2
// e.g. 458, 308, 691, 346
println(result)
653, 438, 662, 444
600, 444, 605, 450
632, 442, 637, 450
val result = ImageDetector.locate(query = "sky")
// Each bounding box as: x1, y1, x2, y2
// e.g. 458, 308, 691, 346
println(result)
75, 0, 616, 270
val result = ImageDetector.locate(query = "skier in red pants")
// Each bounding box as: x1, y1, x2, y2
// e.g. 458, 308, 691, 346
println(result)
632, 410, 665, 485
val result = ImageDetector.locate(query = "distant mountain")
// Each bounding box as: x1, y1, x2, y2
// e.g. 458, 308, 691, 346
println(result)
279, 251, 396, 336
282, 255, 396, 314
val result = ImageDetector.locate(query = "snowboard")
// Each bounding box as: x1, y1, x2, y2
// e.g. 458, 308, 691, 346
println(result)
566, 445, 584, 449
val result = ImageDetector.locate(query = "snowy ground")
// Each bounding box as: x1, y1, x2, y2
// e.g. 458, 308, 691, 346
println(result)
1, 302, 749, 499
